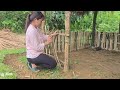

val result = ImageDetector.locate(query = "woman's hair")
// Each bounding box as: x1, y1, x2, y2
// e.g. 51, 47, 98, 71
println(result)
25, 11, 44, 32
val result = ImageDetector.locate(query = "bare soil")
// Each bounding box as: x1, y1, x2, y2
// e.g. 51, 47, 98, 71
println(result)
0, 30, 25, 50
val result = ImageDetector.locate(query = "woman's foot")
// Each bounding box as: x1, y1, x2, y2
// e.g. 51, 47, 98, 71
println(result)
31, 64, 37, 68
27, 62, 40, 72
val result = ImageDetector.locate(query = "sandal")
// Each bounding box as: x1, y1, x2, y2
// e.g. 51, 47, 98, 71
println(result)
27, 62, 40, 72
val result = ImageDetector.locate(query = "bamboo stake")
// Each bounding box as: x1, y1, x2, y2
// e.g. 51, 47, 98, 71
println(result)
41, 11, 45, 33
64, 11, 71, 72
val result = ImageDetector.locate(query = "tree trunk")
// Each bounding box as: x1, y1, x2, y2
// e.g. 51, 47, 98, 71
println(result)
91, 11, 98, 47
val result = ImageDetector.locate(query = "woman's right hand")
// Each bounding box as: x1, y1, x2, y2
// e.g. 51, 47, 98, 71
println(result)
45, 36, 52, 45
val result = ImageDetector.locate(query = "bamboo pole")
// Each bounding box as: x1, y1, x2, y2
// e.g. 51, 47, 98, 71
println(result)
101, 32, 106, 49
106, 33, 109, 50
94, 32, 98, 47
109, 33, 113, 50
58, 30, 61, 52
97, 32, 101, 47
114, 32, 118, 51
62, 30, 65, 52
64, 11, 71, 72
77, 31, 81, 49
41, 11, 45, 33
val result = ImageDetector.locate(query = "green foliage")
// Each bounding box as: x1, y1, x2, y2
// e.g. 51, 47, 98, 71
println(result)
97, 11, 120, 32
45, 11, 65, 30
0, 11, 30, 33
0, 11, 120, 33
71, 12, 93, 31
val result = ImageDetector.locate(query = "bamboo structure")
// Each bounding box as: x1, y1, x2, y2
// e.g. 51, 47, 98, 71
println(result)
64, 11, 71, 72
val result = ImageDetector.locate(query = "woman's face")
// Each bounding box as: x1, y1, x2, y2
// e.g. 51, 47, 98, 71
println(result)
33, 18, 43, 27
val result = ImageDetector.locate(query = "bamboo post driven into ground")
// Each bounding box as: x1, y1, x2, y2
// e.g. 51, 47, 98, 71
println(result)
64, 11, 71, 72
41, 11, 45, 33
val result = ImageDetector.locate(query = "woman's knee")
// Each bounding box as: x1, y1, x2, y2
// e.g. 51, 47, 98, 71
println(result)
50, 60, 57, 69
42, 61, 57, 69
45, 59, 57, 69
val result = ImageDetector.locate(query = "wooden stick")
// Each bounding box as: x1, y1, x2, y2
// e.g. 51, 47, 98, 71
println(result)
53, 35, 63, 68
57, 33, 69, 36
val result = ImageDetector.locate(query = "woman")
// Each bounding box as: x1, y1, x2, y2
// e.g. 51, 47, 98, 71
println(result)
25, 11, 58, 72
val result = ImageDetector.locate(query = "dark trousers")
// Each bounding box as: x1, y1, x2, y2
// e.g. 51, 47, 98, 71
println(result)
27, 54, 57, 69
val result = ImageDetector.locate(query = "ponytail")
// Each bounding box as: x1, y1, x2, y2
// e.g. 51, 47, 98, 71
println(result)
25, 14, 31, 33
25, 11, 45, 33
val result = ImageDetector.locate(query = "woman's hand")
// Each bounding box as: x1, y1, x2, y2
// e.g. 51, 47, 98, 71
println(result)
45, 36, 53, 45
45, 31, 58, 45
51, 31, 59, 37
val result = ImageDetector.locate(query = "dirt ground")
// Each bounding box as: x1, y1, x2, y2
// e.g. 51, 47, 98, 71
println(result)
0, 30, 25, 50
1, 30, 120, 79
4, 49, 120, 79
57, 49, 120, 79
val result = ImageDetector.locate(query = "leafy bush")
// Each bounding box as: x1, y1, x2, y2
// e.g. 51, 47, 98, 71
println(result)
0, 11, 30, 33
0, 11, 120, 33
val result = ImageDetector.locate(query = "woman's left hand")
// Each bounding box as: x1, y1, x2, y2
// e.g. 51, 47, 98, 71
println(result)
51, 31, 59, 36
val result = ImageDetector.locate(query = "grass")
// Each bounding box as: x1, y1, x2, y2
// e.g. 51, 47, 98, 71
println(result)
0, 48, 26, 79
0, 63, 17, 79
38, 67, 65, 79
0, 48, 25, 63
19, 56, 27, 64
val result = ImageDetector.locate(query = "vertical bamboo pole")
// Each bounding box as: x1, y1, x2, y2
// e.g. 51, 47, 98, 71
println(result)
76, 31, 78, 50
109, 33, 113, 50
106, 33, 109, 50
101, 32, 106, 49
77, 31, 81, 50
62, 30, 65, 52
41, 11, 45, 33
94, 32, 98, 47
58, 30, 61, 52
70, 31, 74, 51
60, 30, 62, 52
114, 32, 118, 51
64, 11, 71, 72
41, 11, 46, 54
97, 32, 101, 47
85, 32, 90, 48
80, 32, 82, 48
81, 32, 84, 48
